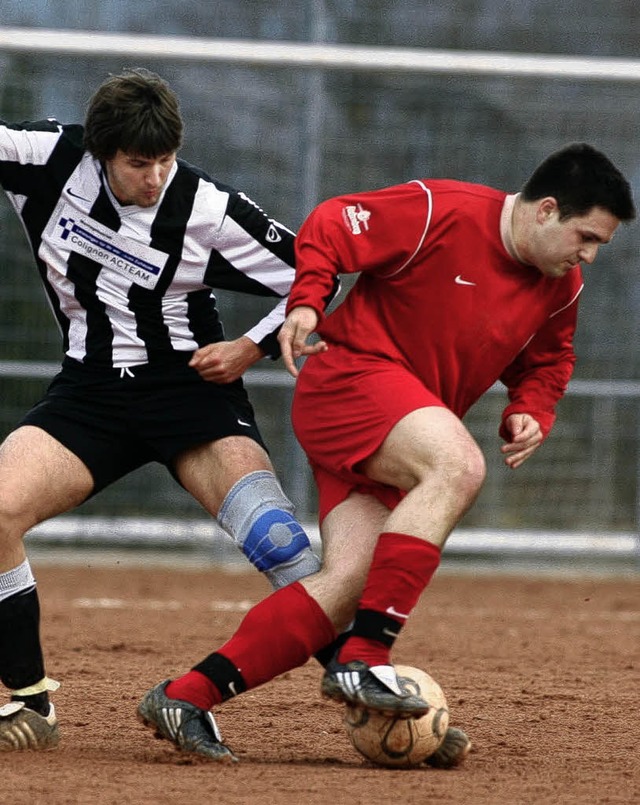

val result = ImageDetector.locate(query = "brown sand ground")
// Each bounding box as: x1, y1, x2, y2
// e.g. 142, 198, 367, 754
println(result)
1, 560, 638, 805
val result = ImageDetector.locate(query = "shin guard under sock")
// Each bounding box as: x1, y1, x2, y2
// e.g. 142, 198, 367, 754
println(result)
338, 532, 441, 667
167, 582, 336, 710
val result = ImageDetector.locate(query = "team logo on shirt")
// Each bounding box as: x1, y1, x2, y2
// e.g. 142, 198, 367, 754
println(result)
342, 203, 371, 235
46, 211, 168, 289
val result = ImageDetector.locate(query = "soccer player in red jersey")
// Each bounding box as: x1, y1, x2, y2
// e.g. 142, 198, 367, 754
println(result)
139, 143, 634, 762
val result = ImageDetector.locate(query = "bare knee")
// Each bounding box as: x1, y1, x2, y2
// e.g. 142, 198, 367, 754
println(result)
444, 441, 486, 505
0, 486, 36, 534
0, 498, 32, 569
391, 437, 487, 522
369, 434, 486, 507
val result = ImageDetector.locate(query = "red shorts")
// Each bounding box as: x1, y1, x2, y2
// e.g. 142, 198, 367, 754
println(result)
291, 345, 446, 522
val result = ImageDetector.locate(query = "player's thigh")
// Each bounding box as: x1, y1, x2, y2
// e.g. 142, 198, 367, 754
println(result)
362, 406, 485, 491
0, 425, 94, 527
174, 435, 274, 516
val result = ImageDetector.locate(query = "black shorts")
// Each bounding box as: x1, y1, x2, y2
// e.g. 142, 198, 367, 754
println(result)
20, 356, 267, 494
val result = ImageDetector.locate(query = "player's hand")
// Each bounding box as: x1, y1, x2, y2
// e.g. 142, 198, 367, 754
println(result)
500, 413, 543, 469
189, 337, 263, 383
278, 305, 327, 378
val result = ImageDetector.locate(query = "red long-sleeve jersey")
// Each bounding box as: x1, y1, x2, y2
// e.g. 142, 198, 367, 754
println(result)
287, 179, 583, 438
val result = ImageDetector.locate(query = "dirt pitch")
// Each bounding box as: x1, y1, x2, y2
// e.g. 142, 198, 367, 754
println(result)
1, 559, 638, 805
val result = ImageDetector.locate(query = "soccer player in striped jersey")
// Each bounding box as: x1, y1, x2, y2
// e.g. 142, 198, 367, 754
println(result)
0, 68, 332, 751
138, 143, 634, 764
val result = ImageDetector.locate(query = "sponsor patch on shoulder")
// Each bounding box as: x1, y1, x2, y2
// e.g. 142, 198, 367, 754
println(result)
342, 203, 371, 235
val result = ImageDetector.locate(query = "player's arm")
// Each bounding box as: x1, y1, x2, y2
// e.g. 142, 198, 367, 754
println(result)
201, 187, 337, 376
278, 306, 325, 378
498, 292, 580, 466
277, 200, 355, 377
189, 336, 265, 383
0, 118, 67, 169
281, 185, 431, 376
287, 185, 429, 316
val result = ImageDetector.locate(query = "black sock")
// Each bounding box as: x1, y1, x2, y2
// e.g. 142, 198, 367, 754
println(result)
313, 630, 351, 668
11, 691, 50, 716
192, 652, 247, 702
0, 587, 48, 713
350, 608, 402, 647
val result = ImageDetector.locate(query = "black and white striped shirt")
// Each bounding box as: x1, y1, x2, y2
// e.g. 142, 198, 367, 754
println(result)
0, 118, 298, 369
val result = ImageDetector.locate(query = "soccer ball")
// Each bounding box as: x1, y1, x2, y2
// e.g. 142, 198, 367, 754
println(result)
343, 665, 449, 768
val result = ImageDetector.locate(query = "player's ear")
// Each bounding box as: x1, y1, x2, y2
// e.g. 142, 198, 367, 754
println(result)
536, 197, 558, 223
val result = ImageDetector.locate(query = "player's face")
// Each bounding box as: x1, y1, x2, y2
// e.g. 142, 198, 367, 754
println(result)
105, 150, 176, 207
528, 200, 620, 278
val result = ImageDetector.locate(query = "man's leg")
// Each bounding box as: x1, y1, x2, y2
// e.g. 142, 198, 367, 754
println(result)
137, 492, 387, 759
0, 426, 93, 751
323, 406, 486, 713
175, 436, 320, 588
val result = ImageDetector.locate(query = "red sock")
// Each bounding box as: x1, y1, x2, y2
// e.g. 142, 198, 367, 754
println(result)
165, 670, 218, 710
338, 532, 441, 666
167, 582, 336, 710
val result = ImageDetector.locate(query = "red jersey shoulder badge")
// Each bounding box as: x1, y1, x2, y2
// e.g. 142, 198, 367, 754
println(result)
341, 203, 371, 235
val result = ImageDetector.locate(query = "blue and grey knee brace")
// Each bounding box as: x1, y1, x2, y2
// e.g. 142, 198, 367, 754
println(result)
217, 470, 320, 589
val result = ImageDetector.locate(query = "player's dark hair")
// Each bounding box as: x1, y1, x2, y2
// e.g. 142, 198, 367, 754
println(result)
521, 142, 635, 222
83, 68, 183, 161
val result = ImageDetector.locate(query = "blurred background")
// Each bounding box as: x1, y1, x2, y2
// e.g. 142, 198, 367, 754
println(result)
1, 2, 639, 565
